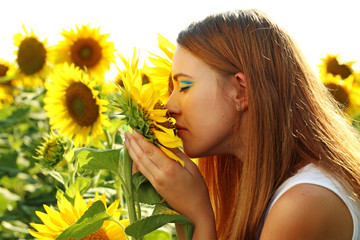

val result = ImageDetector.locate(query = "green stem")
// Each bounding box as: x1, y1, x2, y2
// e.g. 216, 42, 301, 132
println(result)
105, 130, 114, 149
67, 156, 74, 186
135, 190, 142, 220
123, 147, 137, 225
64, 139, 75, 188
114, 173, 125, 209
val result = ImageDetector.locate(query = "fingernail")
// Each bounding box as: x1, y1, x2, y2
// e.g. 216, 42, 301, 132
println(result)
128, 126, 133, 135
124, 124, 128, 133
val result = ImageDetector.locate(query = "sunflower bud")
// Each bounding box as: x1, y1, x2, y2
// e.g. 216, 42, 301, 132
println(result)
34, 132, 66, 169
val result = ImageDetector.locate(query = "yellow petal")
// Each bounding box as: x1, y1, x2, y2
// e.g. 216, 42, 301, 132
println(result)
28, 229, 56, 240
29, 223, 56, 235
160, 146, 184, 166
35, 211, 63, 232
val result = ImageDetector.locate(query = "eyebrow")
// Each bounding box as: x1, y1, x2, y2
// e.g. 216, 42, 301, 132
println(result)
172, 73, 193, 82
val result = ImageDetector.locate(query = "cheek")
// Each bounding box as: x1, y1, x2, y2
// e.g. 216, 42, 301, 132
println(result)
182, 102, 237, 157
183, 93, 213, 129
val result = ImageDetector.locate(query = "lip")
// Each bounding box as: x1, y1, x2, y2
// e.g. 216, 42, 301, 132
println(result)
175, 124, 187, 137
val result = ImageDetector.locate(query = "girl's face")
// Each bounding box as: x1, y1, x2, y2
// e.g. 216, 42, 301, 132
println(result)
167, 46, 241, 158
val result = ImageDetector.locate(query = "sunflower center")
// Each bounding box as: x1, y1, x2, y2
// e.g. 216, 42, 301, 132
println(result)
153, 100, 174, 130
326, 83, 349, 109
65, 82, 99, 126
0, 64, 9, 77
71, 38, 102, 69
17, 37, 46, 75
326, 58, 352, 79
68, 228, 109, 240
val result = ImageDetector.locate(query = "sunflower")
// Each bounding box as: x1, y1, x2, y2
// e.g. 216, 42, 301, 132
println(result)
0, 59, 17, 108
142, 34, 176, 103
319, 54, 355, 80
13, 25, 50, 87
53, 24, 116, 81
102, 67, 151, 94
34, 131, 67, 169
28, 191, 129, 240
0, 84, 13, 109
0, 58, 16, 79
319, 54, 360, 117
115, 48, 183, 165
321, 72, 360, 117
44, 63, 110, 146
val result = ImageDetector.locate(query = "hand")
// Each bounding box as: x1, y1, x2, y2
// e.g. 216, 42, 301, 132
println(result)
124, 130, 216, 231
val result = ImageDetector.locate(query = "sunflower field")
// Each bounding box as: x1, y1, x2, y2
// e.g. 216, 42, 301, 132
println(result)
0, 23, 360, 240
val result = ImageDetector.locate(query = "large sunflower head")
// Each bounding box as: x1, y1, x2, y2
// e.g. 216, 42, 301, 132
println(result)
114, 48, 183, 165
319, 54, 355, 80
43, 63, 111, 146
142, 34, 176, 103
53, 24, 116, 81
29, 191, 129, 240
13, 25, 50, 87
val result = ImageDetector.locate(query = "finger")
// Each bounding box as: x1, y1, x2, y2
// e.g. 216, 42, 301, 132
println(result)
132, 162, 139, 173
168, 148, 198, 171
125, 134, 156, 182
126, 131, 160, 169
130, 130, 174, 169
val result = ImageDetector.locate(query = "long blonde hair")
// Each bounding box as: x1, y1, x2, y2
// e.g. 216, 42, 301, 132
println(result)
177, 9, 360, 239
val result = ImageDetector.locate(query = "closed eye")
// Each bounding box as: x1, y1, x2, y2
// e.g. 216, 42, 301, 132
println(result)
180, 86, 190, 92
179, 80, 194, 92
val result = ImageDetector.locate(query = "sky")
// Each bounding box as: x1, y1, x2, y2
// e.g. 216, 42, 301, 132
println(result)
1, 0, 360, 75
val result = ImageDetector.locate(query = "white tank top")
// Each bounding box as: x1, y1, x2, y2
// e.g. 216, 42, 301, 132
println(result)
259, 163, 360, 239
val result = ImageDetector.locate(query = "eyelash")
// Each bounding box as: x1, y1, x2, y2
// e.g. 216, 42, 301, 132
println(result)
180, 86, 191, 92
179, 80, 194, 92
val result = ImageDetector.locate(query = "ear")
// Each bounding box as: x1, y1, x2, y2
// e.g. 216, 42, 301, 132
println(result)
233, 72, 248, 111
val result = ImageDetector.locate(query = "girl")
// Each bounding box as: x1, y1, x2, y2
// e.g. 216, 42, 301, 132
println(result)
125, 9, 360, 239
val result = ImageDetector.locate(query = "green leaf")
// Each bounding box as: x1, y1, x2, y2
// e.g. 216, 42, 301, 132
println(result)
0, 106, 31, 128
132, 172, 163, 205
42, 169, 65, 185
182, 222, 195, 240
0, 188, 20, 214
144, 229, 172, 240
75, 147, 122, 173
106, 117, 126, 134
0, 194, 10, 214
132, 171, 148, 189
65, 177, 91, 201
137, 181, 163, 205
125, 204, 193, 239
56, 201, 113, 240
0, 151, 19, 175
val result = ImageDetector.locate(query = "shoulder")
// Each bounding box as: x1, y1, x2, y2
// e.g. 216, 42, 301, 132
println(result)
260, 183, 353, 240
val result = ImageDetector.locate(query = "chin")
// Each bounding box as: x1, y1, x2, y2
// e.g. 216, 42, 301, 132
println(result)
183, 150, 198, 159
183, 147, 212, 159
183, 147, 200, 159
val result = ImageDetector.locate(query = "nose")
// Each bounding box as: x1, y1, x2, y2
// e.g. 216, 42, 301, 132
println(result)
166, 90, 181, 117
